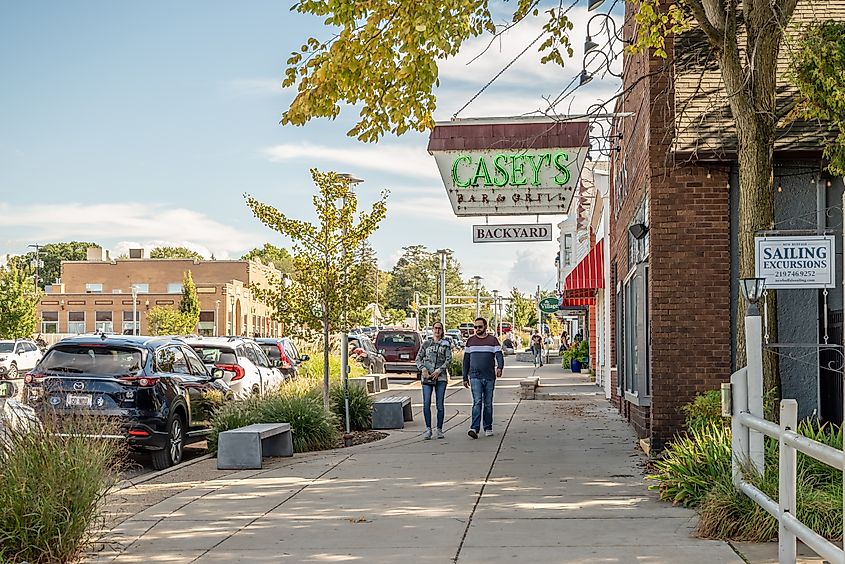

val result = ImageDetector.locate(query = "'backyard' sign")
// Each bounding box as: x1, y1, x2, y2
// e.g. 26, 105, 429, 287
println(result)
472, 223, 553, 243
755, 235, 836, 289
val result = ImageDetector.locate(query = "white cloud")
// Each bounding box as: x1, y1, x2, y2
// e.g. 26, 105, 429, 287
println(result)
223, 78, 287, 98
0, 203, 261, 259
263, 142, 440, 181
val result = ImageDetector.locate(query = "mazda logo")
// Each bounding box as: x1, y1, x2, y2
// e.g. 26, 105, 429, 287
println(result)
72, 381, 84, 391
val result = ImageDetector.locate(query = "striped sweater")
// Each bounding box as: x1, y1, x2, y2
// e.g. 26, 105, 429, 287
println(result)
462, 334, 504, 381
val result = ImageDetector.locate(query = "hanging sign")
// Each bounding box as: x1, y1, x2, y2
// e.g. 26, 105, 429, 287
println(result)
473, 223, 553, 243
755, 235, 836, 289
539, 296, 561, 314
428, 119, 590, 217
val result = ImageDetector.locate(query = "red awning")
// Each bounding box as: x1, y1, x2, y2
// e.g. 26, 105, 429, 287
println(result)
561, 239, 604, 307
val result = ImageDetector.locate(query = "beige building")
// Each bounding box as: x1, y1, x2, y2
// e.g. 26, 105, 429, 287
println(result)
37, 247, 283, 337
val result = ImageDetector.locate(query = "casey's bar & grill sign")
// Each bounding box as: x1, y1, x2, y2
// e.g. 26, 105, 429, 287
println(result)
427, 117, 590, 217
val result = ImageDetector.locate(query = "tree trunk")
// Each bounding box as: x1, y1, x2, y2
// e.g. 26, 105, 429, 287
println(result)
323, 307, 330, 412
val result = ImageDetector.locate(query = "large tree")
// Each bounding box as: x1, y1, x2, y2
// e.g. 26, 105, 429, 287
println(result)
11, 241, 98, 290
150, 246, 203, 260
246, 169, 388, 409
0, 262, 39, 339
241, 244, 296, 274
179, 271, 201, 333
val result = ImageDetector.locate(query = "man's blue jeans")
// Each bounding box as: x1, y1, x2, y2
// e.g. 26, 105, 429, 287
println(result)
422, 379, 448, 429
470, 377, 496, 432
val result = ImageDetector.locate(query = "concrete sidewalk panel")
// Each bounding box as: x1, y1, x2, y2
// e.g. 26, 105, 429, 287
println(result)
472, 495, 693, 519
457, 544, 744, 563
194, 548, 454, 563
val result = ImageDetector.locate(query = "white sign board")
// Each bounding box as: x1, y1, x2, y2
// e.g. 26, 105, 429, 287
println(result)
473, 223, 553, 243
755, 235, 836, 289
432, 149, 587, 216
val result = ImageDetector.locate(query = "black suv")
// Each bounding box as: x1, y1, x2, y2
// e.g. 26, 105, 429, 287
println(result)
23, 335, 231, 470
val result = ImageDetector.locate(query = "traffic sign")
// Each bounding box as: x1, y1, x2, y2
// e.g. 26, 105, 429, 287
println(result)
539, 296, 560, 314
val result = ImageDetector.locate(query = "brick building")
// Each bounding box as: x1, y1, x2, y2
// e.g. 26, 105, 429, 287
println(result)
37, 248, 283, 338
609, 1, 845, 449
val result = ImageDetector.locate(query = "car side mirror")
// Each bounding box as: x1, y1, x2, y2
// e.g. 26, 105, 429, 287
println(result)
300, 354, 310, 362
211, 367, 225, 380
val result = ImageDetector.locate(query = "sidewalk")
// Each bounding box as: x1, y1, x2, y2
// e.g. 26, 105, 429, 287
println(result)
91, 359, 742, 563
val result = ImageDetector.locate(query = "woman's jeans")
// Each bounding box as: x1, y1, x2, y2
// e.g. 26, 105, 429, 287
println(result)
422, 379, 448, 429
470, 377, 496, 432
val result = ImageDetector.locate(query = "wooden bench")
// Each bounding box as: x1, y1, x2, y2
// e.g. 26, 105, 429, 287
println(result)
372, 395, 413, 429
217, 423, 293, 470
349, 376, 376, 394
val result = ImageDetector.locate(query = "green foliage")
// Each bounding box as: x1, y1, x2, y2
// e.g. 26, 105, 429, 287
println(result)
208, 386, 339, 453
791, 21, 845, 175
562, 340, 589, 366
298, 349, 366, 381
242, 243, 295, 274
149, 246, 203, 260
448, 351, 464, 378
10, 241, 97, 291
681, 390, 726, 432
146, 306, 196, 335
383, 308, 407, 325
179, 270, 200, 333
508, 288, 534, 330
0, 261, 38, 339
330, 382, 373, 430
0, 417, 124, 563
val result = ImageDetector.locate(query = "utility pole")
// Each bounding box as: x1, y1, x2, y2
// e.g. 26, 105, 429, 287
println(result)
437, 249, 449, 325
131, 285, 139, 336
28, 244, 43, 291
473, 275, 482, 320
425, 295, 430, 328
536, 285, 542, 336
215, 300, 220, 336
492, 289, 499, 334
413, 291, 420, 330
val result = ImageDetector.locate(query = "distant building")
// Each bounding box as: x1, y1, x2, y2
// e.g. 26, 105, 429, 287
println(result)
37, 247, 282, 337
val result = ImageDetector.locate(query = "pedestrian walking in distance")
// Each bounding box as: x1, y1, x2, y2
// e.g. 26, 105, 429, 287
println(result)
415, 321, 452, 440
463, 317, 504, 439
531, 330, 544, 367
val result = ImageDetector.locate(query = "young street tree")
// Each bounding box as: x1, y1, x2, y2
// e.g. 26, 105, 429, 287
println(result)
179, 271, 201, 334
246, 169, 388, 410
0, 262, 39, 339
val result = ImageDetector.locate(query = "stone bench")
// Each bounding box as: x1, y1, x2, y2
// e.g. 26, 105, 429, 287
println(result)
349, 376, 376, 394
374, 374, 389, 392
217, 423, 293, 470
519, 377, 540, 400
372, 395, 413, 429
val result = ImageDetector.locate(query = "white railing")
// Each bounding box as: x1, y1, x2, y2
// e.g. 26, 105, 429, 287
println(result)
729, 367, 845, 564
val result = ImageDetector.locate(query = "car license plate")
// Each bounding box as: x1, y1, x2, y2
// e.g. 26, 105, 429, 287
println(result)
399, 353, 410, 359
66, 394, 92, 408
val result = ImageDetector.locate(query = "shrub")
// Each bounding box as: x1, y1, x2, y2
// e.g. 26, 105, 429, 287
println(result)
448, 352, 463, 378
299, 351, 366, 381
330, 382, 373, 430
0, 417, 124, 564
209, 391, 339, 453
681, 390, 726, 431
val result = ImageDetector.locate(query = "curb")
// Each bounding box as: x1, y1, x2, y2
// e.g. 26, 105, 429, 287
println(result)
111, 453, 215, 493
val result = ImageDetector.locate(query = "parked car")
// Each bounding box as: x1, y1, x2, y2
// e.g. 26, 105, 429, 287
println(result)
0, 339, 43, 380
184, 337, 283, 398
348, 334, 386, 374
255, 337, 310, 379
23, 335, 232, 470
445, 330, 464, 348
375, 330, 422, 374
458, 322, 475, 338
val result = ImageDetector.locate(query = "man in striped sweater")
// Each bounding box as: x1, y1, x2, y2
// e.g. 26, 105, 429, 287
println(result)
462, 317, 504, 438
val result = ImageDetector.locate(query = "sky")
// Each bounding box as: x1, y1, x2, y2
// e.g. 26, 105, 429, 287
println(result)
0, 1, 622, 295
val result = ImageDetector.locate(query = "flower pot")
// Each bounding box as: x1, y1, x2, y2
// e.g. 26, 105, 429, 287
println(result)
570, 359, 581, 373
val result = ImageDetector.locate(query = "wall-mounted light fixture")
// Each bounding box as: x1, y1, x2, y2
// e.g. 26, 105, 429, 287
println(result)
60, 299, 65, 310
144, 299, 150, 309
628, 222, 649, 240
739, 277, 766, 316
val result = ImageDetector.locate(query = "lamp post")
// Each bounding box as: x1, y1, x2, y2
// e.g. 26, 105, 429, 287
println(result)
492, 289, 499, 334
338, 173, 363, 445
472, 276, 483, 320
28, 244, 43, 291
215, 300, 221, 336
229, 294, 235, 336
740, 277, 766, 475
436, 249, 450, 325
130, 285, 138, 336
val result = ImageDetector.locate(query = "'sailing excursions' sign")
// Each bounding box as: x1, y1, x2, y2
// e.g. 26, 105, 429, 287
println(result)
473, 223, 553, 243
755, 235, 836, 289
427, 118, 590, 217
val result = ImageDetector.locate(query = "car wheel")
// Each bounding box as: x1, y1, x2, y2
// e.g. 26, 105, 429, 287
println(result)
7, 363, 17, 380
151, 413, 184, 470
251, 385, 261, 396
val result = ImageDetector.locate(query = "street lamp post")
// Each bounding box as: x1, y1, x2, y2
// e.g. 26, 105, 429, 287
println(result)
215, 300, 221, 336
492, 289, 499, 334
130, 285, 138, 335
472, 276, 483, 320
740, 277, 766, 475
28, 244, 43, 291
436, 249, 449, 325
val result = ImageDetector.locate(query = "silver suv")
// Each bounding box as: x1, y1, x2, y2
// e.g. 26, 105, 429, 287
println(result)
0, 339, 43, 380
184, 337, 284, 399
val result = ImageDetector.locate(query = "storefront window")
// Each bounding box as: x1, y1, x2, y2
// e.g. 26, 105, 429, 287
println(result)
95, 311, 113, 333
41, 311, 59, 334
68, 311, 85, 334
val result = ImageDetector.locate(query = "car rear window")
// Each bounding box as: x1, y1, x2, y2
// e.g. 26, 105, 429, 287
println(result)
260, 344, 280, 360
377, 333, 418, 347
40, 345, 143, 376
191, 346, 237, 365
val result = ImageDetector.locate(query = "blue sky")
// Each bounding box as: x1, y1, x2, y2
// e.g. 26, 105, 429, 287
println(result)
1, 1, 621, 294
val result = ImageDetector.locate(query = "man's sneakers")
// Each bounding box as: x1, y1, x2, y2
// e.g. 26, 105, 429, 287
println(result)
468, 429, 478, 439
423, 428, 432, 440
436, 428, 445, 439
484, 429, 494, 437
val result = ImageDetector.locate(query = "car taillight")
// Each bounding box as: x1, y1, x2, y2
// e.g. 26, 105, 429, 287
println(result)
119, 376, 160, 387
127, 429, 149, 437
277, 344, 292, 369
24, 372, 46, 384
216, 363, 246, 381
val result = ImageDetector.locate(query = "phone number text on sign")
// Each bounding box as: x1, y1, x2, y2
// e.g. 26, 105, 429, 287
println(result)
755, 235, 836, 289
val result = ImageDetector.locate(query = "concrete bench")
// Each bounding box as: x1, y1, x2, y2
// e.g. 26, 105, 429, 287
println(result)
217, 423, 293, 470
372, 395, 413, 429
373, 374, 389, 392
349, 376, 376, 394
519, 377, 540, 400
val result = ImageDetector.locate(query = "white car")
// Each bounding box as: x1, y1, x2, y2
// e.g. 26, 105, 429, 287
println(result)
0, 340, 43, 380
184, 337, 284, 399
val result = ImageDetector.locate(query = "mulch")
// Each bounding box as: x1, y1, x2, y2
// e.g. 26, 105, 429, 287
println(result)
334, 429, 389, 448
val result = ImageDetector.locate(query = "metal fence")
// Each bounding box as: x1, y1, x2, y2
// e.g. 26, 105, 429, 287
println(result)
728, 367, 845, 564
